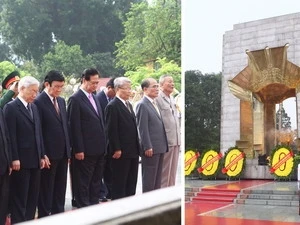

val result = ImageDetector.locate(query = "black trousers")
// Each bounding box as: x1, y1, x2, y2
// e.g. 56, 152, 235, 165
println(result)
111, 157, 139, 200
38, 157, 68, 218
101, 158, 112, 199
10, 168, 41, 224
74, 155, 105, 208
0, 172, 9, 225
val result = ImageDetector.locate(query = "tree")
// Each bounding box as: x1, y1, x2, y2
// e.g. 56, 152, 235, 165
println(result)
125, 58, 181, 91
115, 0, 181, 70
90, 52, 124, 78
40, 41, 94, 80
0, 42, 12, 62
0, 61, 18, 82
0, 0, 143, 62
185, 70, 221, 151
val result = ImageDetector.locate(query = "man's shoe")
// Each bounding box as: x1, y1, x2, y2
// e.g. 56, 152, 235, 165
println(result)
72, 199, 78, 207
99, 197, 108, 202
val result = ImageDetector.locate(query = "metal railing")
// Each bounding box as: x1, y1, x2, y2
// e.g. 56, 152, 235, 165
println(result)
19, 186, 181, 225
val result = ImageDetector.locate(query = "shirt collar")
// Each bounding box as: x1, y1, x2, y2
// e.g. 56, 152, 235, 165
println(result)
144, 95, 156, 104
44, 89, 55, 102
80, 87, 90, 98
116, 96, 126, 105
17, 96, 29, 107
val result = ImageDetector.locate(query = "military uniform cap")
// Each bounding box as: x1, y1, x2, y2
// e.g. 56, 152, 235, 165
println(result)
2, 71, 20, 89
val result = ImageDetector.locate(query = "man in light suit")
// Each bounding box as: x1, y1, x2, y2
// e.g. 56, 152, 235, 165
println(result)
4, 76, 49, 224
67, 68, 106, 208
156, 75, 181, 187
105, 77, 140, 199
34, 71, 71, 217
136, 78, 168, 193
0, 108, 11, 225
96, 78, 115, 201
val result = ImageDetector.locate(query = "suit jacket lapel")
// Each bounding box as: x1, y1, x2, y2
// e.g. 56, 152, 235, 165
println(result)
115, 98, 133, 117
79, 90, 97, 116
79, 90, 101, 118
16, 98, 33, 122
41, 92, 61, 121
144, 97, 161, 120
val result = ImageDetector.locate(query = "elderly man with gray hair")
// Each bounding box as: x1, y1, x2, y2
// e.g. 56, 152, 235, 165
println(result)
156, 74, 181, 188
104, 77, 140, 199
4, 76, 49, 224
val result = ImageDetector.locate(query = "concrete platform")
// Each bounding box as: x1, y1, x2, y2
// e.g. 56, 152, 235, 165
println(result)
185, 178, 300, 225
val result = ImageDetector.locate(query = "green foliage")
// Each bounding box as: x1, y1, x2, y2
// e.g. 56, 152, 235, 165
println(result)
0, 61, 17, 82
185, 70, 221, 151
0, 43, 12, 62
90, 52, 124, 78
115, 0, 181, 70
0, 0, 141, 62
125, 58, 181, 91
40, 41, 94, 79
19, 61, 39, 78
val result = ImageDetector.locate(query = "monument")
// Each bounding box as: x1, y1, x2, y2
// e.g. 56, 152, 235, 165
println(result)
221, 13, 300, 178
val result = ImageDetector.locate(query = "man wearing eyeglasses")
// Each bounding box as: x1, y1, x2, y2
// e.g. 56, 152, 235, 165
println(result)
135, 78, 168, 193
34, 71, 71, 217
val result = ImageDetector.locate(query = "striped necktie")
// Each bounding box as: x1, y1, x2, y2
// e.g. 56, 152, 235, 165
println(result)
53, 97, 60, 115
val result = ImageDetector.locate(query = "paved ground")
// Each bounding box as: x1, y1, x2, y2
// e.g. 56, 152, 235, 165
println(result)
185, 179, 300, 225
65, 155, 182, 211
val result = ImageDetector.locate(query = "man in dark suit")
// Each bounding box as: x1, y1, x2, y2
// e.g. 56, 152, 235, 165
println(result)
96, 78, 115, 201
136, 78, 168, 193
67, 68, 106, 208
97, 78, 115, 116
34, 71, 71, 217
0, 108, 11, 225
3, 76, 49, 224
105, 77, 139, 200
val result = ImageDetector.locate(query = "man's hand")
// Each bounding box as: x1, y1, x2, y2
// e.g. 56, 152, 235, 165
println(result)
11, 160, 20, 171
75, 152, 84, 160
43, 155, 51, 169
112, 150, 122, 159
145, 149, 153, 157
9, 81, 19, 94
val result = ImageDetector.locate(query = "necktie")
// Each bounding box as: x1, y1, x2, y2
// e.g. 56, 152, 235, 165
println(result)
88, 93, 98, 114
53, 97, 60, 115
27, 103, 33, 119
152, 101, 160, 116
125, 101, 132, 113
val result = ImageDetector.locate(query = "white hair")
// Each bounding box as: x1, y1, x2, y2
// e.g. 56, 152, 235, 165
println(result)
159, 74, 172, 85
114, 77, 131, 89
18, 76, 40, 92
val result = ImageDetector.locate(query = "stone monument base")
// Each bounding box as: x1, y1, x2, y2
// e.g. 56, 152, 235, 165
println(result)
242, 159, 274, 179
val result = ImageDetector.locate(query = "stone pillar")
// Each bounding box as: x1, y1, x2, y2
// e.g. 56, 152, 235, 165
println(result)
296, 87, 300, 151
253, 98, 264, 156
264, 102, 276, 155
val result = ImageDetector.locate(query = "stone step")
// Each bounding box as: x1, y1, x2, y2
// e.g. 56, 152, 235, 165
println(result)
235, 189, 299, 207
242, 189, 298, 195
193, 195, 235, 203
237, 193, 299, 201
234, 197, 298, 207
197, 191, 238, 198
